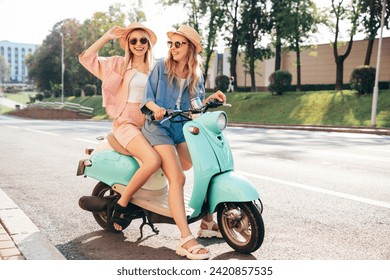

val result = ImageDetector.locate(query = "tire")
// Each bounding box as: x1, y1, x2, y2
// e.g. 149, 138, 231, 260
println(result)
217, 201, 264, 254
91, 182, 131, 232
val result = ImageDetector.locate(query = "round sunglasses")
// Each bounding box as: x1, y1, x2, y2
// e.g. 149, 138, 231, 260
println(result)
129, 37, 148, 45
167, 41, 188, 49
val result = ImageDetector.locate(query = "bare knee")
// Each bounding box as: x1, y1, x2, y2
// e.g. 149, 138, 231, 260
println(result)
145, 153, 161, 173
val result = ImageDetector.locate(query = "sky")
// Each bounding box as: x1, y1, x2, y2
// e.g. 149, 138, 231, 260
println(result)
0, 0, 389, 58
0, 0, 187, 58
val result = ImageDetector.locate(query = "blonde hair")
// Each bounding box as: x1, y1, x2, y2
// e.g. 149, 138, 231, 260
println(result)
121, 29, 154, 75
165, 41, 203, 97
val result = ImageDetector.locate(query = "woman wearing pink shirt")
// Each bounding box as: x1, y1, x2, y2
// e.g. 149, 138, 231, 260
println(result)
79, 22, 161, 231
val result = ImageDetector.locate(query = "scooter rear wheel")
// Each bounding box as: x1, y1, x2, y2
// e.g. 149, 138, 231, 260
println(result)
91, 182, 131, 232
217, 200, 264, 254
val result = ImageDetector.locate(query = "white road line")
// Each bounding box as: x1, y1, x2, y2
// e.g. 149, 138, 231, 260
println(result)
238, 171, 390, 209
232, 147, 390, 163
24, 128, 59, 136
73, 138, 98, 144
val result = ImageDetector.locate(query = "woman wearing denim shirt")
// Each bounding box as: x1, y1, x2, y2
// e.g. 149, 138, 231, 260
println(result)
141, 25, 226, 260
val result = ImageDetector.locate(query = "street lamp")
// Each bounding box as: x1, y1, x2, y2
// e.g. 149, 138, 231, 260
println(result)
59, 32, 64, 103
371, 0, 387, 127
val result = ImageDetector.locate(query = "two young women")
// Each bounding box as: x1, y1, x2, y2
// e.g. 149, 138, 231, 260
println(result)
79, 23, 225, 260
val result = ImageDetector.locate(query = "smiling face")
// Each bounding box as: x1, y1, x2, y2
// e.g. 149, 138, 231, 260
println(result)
168, 33, 189, 62
128, 30, 149, 58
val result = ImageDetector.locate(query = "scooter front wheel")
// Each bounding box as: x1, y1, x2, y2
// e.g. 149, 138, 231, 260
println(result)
217, 200, 264, 254
91, 182, 131, 232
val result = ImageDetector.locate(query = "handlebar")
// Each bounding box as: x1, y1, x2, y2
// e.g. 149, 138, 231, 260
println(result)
150, 99, 231, 123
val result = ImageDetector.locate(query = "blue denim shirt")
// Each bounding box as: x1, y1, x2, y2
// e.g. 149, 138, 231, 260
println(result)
140, 59, 205, 125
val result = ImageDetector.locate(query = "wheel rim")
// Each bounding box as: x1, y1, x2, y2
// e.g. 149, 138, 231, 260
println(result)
221, 204, 252, 246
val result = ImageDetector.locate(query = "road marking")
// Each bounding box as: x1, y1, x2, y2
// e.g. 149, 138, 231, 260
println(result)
73, 138, 98, 144
232, 146, 390, 163
238, 171, 390, 209
24, 128, 59, 136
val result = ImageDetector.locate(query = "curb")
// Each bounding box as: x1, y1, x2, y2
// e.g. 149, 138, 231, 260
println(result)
228, 123, 390, 136
0, 190, 66, 260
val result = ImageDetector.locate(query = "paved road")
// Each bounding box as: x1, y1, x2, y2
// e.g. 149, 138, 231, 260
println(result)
0, 115, 389, 261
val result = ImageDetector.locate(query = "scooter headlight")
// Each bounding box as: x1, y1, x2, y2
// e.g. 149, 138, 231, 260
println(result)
217, 112, 227, 131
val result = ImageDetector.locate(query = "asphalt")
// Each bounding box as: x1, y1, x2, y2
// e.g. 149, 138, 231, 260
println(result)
0, 96, 389, 260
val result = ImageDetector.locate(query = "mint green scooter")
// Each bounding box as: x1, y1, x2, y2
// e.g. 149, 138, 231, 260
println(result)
77, 99, 264, 253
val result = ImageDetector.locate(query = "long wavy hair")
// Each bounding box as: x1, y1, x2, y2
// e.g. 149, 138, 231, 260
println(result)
164, 41, 203, 97
121, 29, 154, 75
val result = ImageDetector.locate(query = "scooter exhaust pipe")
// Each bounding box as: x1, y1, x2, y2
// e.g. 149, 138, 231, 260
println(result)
79, 196, 108, 212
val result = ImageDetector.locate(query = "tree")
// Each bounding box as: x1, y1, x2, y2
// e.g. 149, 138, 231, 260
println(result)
225, 0, 241, 87
0, 55, 11, 83
284, 0, 320, 91
360, 0, 390, 65
161, 0, 227, 86
331, 0, 361, 90
199, 0, 227, 86
240, 0, 271, 91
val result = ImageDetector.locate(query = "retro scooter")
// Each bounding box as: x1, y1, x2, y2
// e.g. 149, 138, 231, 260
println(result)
77, 99, 264, 253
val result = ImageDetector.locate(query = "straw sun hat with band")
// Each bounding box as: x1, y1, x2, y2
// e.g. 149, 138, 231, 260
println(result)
119, 22, 157, 50
167, 25, 202, 53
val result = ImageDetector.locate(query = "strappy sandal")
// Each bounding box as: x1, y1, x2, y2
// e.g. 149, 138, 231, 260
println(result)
197, 220, 223, 238
107, 198, 130, 232
176, 235, 210, 260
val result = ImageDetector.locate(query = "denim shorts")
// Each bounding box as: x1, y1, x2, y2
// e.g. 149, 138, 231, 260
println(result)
142, 119, 186, 146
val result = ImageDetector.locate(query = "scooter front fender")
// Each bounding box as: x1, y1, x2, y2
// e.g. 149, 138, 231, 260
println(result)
208, 171, 259, 214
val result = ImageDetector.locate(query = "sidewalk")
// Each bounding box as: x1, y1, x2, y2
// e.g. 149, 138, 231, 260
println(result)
0, 190, 65, 260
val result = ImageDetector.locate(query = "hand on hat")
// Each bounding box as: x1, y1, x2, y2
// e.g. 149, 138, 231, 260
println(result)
104, 26, 127, 41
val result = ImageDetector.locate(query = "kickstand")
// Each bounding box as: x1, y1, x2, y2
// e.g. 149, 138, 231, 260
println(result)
138, 215, 159, 240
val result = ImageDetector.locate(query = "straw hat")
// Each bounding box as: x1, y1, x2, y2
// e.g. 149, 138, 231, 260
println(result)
167, 25, 202, 53
119, 22, 157, 50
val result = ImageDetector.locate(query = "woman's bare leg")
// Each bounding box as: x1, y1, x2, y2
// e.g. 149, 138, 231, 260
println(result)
154, 144, 208, 254
176, 143, 218, 231
113, 135, 161, 230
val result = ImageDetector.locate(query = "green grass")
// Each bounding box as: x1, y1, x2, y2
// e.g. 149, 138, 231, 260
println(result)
222, 90, 390, 128
3, 90, 390, 128
2, 92, 35, 103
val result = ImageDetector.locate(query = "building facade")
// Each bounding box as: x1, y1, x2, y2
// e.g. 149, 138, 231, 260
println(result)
206, 36, 390, 91
0, 40, 38, 83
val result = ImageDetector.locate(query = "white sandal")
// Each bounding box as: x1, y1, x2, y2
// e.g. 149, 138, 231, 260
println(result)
176, 235, 210, 260
198, 220, 223, 238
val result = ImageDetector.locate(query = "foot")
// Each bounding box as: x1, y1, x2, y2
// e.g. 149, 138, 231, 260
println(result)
176, 235, 210, 260
198, 220, 223, 238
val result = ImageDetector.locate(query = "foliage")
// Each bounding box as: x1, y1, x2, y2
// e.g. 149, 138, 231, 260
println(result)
215, 75, 230, 92
84, 84, 97, 96
350, 65, 376, 95
268, 70, 292, 95
73, 88, 82, 97
35, 93, 44, 102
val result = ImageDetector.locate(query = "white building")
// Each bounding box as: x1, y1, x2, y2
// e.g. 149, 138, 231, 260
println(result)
0, 40, 38, 83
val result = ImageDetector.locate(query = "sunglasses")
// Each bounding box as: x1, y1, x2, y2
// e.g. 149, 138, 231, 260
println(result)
167, 41, 188, 49
129, 37, 148, 45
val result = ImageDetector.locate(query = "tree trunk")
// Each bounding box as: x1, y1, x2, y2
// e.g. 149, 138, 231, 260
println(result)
364, 38, 374, 65
295, 39, 301, 92
335, 56, 344, 90
275, 29, 282, 71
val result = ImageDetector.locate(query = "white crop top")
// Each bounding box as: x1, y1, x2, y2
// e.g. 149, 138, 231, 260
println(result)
176, 79, 186, 109
127, 71, 148, 103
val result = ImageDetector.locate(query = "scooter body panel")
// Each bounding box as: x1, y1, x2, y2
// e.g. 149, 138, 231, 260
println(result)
84, 150, 139, 186
208, 171, 260, 213
183, 111, 235, 217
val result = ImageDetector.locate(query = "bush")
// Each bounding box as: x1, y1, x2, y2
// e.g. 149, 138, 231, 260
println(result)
35, 93, 44, 102
350, 66, 376, 95
73, 88, 82, 97
84, 84, 97, 96
43, 90, 52, 98
215, 75, 230, 92
268, 70, 292, 95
